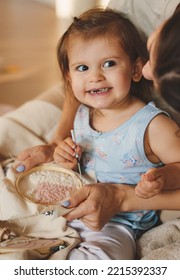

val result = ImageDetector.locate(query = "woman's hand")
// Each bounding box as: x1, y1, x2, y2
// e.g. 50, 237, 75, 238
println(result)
61, 183, 125, 231
13, 143, 56, 172
53, 137, 82, 170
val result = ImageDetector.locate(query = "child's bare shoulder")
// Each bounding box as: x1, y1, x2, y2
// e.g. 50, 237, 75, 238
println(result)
148, 113, 179, 133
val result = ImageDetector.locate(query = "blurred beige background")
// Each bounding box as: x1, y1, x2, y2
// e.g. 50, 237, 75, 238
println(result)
0, 0, 109, 108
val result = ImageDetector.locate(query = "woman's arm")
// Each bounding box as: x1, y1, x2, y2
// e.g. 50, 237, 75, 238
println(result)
14, 92, 80, 172
121, 184, 180, 212
51, 90, 80, 145
61, 179, 180, 231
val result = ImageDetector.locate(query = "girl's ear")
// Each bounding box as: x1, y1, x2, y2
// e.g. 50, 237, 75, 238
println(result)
132, 57, 143, 82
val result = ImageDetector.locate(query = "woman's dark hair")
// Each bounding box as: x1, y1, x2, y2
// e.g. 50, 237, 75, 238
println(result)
154, 10, 180, 112
57, 8, 153, 103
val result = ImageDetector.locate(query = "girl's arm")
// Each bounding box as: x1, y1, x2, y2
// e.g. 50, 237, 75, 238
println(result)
135, 114, 180, 198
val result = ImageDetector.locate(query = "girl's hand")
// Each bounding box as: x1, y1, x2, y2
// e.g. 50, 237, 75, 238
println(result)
135, 168, 165, 198
13, 143, 55, 173
53, 137, 82, 170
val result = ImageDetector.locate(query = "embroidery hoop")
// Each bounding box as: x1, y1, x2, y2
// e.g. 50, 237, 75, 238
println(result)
15, 164, 82, 206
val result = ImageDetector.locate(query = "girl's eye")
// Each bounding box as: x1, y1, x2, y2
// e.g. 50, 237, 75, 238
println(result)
103, 60, 116, 68
77, 65, 89, 72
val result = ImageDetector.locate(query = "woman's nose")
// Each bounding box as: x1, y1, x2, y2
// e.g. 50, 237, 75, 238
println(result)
142, 61, 153, 80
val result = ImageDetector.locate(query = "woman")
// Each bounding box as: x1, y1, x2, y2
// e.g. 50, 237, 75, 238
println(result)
143, 8, 180, 112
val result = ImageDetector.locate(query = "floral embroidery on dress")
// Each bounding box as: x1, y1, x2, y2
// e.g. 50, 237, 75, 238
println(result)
119, 175, 127, 183
95, 145, 108, 159
113, 132, 125, 144
121, 153, 138, 167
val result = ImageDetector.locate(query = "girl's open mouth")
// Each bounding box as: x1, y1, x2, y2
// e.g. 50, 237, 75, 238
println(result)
86, 87, 112, 94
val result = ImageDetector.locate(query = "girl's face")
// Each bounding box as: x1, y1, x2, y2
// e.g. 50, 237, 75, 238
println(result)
67, 36, 142, 111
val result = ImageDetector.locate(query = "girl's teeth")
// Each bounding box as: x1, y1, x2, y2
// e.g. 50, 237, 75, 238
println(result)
89, 88, 109, 93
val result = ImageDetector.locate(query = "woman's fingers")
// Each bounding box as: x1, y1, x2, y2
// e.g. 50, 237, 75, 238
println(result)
14, 144, 54, 172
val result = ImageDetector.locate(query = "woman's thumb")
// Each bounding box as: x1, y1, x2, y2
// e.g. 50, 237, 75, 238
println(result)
60, 187, 90, 208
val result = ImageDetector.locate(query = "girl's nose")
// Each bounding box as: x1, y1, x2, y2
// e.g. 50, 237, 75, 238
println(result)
89, 68, 105, 83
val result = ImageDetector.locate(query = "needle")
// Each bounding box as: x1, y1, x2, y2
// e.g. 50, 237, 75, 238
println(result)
70, 129, 82, 179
